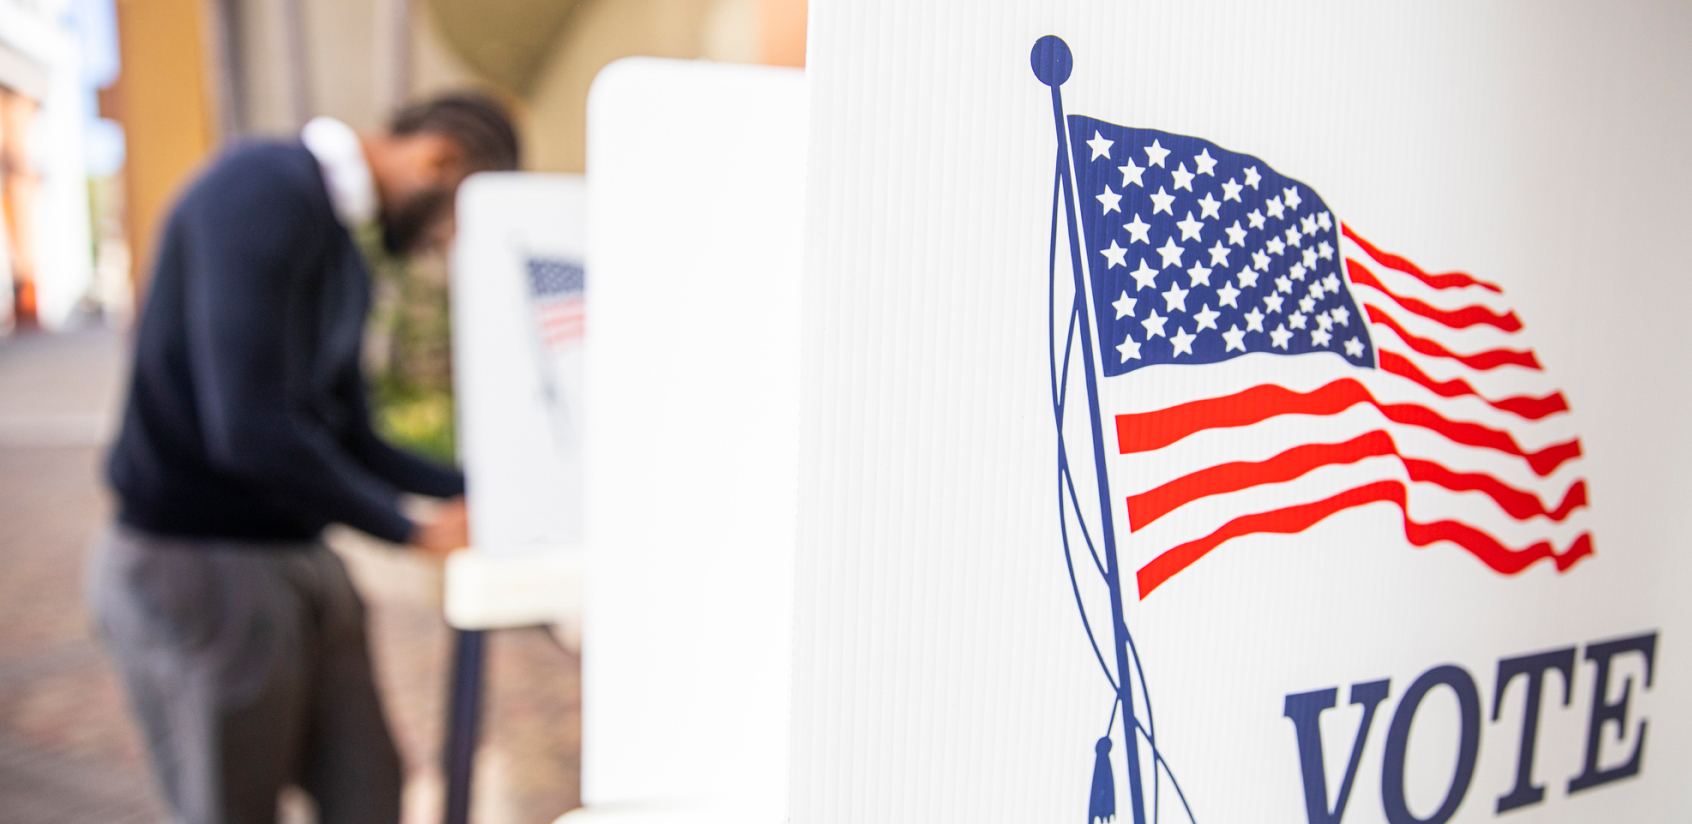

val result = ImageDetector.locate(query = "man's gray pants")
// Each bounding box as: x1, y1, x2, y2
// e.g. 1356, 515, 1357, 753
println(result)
89, 526, 403, 824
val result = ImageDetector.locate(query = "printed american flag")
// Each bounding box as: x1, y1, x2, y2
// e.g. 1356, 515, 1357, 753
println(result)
527, 257, 586, 348
1066, 118, 1592, 598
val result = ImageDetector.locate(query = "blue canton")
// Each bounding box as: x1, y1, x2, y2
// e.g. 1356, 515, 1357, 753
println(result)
1068, 116, 1376, 377
527, 257, 585, 298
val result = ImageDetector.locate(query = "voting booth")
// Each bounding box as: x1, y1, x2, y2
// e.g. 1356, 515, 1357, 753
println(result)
447, 4, 1692, 823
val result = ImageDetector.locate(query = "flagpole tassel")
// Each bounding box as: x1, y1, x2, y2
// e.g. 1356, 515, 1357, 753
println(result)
1089, 736, 1116, 823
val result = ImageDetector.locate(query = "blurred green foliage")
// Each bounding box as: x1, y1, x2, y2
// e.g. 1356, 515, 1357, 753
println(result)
360, 227, 458, 464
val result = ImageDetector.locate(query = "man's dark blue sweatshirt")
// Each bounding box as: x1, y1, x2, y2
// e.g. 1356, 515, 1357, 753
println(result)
107, 141, 464, 545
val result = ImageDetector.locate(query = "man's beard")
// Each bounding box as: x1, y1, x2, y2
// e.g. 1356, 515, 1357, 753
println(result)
380, 188, 453, 255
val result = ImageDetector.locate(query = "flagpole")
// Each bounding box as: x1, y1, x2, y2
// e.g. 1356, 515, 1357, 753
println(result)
1033, 36, 1148, 824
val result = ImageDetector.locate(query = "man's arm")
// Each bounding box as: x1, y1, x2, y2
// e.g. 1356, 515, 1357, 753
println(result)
340, 361, 467, 499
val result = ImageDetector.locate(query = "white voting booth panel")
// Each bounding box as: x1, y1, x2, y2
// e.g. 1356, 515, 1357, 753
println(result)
448, 173, 587, 633
567, 59, 805, 823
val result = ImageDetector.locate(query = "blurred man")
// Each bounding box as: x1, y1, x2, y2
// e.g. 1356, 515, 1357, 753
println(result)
92, 95, 519, 824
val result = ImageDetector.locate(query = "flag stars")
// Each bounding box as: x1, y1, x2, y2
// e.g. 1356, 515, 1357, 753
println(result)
1150, 186, 1176, 215
1156, 237, 1186, 269
1118, 333, 1142, 362
1317, 241, 1335, 261
1144, 140, 1170, 167
1266, 196, 1286, 220
1298, 295, 1316, 314
1289, 311, 1308, 330
1222, 324, 1247, 352
1283, 186, 1303, 211
1113, 291, 1138, 319
1323, 273, 1341, 294
1317, 211, 1333, 231
1264, 293, 1285, 314
1302, 247, 1318, 268
1171, 162, 1196, 191
1225, 221, 1248, 247
1267, 237, 1287, 256
1087, 131, 1115, 160
1197, 193, 1222, 220
1170, 327, 1198, 357
1270, 324, 1292, 349
1286, 226, 1303, 247
1316, 311, 1334, 331
1142, 308, 1169, 338
1301, 214, 1318, 236
1221, 177, 1244, 202
1251, 251, 1270, 271
1308, 281, 1325, 300
1194, 149, 1218, 176
1187, 262, 1213, 287
1344, 336, 1365, 357
1331, 306, 1351, 326
1207, 241, 1231, 267
1243, 307, 1266, 332
1237, 266, 1260, 289
1289, 262, 1307, 280
1247, 209, 1266, 229
1244, 166, 1262, 188
1101, 240, 1128, 268
1193, 304, 1221, 331
1176, 212, 1205, 241
1275, 275, 1292, 294
1124, 214, 1151, 244
1162, 282, 1190, 312
1312, 328, 1333, 347
1119, 158, 1147, 188
1217, 281, 1242, 308
1129, 259, 1160, 291
1097, 186, 1123, 215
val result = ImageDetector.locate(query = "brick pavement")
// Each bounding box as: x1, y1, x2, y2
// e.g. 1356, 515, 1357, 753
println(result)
0, 328, 581, 823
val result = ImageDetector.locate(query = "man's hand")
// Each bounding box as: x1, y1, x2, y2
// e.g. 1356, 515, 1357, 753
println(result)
411, 496, 469, 557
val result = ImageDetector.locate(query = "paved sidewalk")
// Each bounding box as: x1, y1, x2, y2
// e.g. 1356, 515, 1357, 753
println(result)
0, 327, 581, 823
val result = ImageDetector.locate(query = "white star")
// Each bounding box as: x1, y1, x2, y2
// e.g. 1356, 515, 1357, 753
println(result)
1285, 226, 1303, 247
1301, 214, 1318, 235
1129, 259, 1160, 291
1144, 140, 1170, 167
1289, 262, 1307, 280
1156, 237, 1186, 269
1266, 196, 1286, 220
1197, 193, 1222, 220
1087, 131, 1115, 160
1171, 162, 1196, 192
1302, 247, 1318, 268
1283, 186, 1303, 211
1316, 311, 1334, 331
1101, 240, 1128, 268
1331, 306, 1351, 326
1194, 149, 1218, 176
1217, 281, 1241, 308
1251, 250, 1270, 271
1118, 332, 1142, 362
1113, 291, 1138, 319
1237, 266, 1259, 289
1175, 212, 1205, 241
1222, 324, 1247, 352
1244, 307, 1266, 332
1312, 328, 1332, 347
1317, 211, 1333, 231
1149, 186, 1176, 215
1170, 326, 1197, 357
1264, 293, 1285, 314
1221, 177, 1244, 202
1244, 166, 1262, 189
1118, 158, 1146, 187
1317, 241, 1334, 261
1309, 281, 1325, 300
1187, 262, 1213, 287
1161, 282, 1190, 312
1270, 324, 1292, 349
1275, 275, 1292, 294
1267, 237, 1287, 256
1194, 304, 1221, 331
1324, 273, 1341, 294
1123, 214, 1151, 244
1207, 241, 1231, 267
1141, 308, 1168, 339
1097, 186, 1123, 215
1344, 336, 1365, 357
1247, 209, 1266, 229
1289, 311, 1308, 330
1298, 295, 1316, 314
1225, 221, 1248, 247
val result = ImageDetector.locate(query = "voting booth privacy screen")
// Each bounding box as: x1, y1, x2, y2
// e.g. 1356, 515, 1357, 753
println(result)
788, 3, 1691, 824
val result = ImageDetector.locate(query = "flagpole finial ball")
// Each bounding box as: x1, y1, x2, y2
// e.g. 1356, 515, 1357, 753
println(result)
1031, 36, 1072, 86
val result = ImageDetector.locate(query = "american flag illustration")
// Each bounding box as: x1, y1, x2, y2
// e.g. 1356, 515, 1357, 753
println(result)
527, 257, 586, 348
1066, 119, 1592, 599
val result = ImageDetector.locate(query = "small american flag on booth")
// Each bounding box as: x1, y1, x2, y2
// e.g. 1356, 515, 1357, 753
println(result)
1065, 119, 1592, 598
527, 257, 586, 348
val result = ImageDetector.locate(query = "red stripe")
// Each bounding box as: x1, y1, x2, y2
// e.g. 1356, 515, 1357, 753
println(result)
1341, 225, 1503, 293
1347, 259, 1522, 332
1378, 351, 1568, 420
1115, 378, 1581, 476
1135, 480, 1593, 597
1366, 305, 1542, 371
1126, 430, 1587, 530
